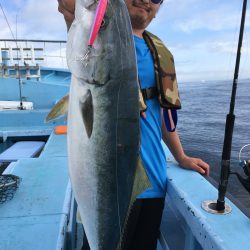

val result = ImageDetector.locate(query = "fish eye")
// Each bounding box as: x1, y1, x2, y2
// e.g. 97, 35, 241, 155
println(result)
101, 19, 106, 27
100, 18, 109, 29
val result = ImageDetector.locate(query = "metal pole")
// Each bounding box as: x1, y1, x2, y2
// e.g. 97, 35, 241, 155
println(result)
217, 0, 248, 210
0, 39, 66, 43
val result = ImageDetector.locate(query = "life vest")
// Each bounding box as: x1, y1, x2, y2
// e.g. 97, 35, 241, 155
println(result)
138, 31, 181, 112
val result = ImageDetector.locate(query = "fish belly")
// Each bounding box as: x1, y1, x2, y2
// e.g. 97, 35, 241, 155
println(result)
68, 74, 139, 249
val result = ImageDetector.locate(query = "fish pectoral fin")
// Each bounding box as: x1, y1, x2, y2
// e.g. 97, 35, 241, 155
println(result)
79, 89, 93, 138
76, 207, 83, 224
45, 94, 69, 122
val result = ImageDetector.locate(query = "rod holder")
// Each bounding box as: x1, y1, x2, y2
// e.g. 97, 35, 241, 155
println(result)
202, 200, 232, 215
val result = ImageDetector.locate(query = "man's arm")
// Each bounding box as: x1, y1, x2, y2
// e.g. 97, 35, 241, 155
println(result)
162, 113, 210, 176
58, 0, 75, 30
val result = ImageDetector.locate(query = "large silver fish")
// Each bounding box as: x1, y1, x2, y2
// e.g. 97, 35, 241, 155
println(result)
66, 0, 150, 249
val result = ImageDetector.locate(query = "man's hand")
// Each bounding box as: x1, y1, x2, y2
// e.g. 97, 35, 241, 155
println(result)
58, 0, 75, 30
161, 116, 210, 176
178, 155, 210, 176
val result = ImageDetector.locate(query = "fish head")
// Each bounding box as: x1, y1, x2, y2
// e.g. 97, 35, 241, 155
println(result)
67, 0, 135, 85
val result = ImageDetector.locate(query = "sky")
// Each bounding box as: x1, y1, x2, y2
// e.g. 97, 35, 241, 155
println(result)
0, 0, 249, 82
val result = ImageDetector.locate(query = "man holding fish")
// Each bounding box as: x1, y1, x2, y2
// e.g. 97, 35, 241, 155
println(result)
58, 0, 210, 249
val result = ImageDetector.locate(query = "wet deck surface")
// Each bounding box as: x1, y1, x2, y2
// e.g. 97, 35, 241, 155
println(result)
0, 133, 70, 250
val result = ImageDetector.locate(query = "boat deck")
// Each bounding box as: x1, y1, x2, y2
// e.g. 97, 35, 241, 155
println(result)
0, 133, 73, 250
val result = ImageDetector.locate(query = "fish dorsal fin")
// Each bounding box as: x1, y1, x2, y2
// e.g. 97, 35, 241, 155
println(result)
45, 94, 69, 122
79, 89, 93, 138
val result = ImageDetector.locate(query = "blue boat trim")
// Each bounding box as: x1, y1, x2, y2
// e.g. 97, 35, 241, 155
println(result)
56, 181, 72, 250
160, 143, 250, 250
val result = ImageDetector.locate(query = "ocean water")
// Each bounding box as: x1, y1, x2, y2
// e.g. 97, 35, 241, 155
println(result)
177, 79, 250, 208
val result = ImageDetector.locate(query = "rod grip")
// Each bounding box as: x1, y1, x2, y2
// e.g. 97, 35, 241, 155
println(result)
222, 114, 235, 160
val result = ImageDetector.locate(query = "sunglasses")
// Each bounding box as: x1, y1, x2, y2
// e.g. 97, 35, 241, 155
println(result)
151, 0, 163, 4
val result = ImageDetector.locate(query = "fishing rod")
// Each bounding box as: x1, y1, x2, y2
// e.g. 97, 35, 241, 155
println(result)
15, 12, 24, 110
0, 2, 24, 110
216, 0, 248, 211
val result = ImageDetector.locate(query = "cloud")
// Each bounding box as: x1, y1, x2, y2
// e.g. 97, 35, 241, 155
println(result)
148, 0, 250, 81
1, 0, 250, 82
176, 8, 244, 33
167, 35, 250, 82
0, 0, 67, 40
170, 37, 250, 56
157, 0, 249, 33
0, 0, 67, 69
19, 0, 66, 39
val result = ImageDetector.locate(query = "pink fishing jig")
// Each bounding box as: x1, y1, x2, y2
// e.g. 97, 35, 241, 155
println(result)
88, 0, 108, 47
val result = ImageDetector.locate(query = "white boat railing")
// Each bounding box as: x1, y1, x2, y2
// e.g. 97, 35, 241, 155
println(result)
0, 39, 67, 79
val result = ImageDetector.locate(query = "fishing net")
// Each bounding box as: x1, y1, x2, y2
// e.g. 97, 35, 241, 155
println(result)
0, 174, 21, 203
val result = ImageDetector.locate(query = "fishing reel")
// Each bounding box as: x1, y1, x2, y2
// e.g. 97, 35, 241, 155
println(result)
231, 144, 250, 194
